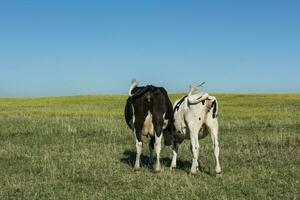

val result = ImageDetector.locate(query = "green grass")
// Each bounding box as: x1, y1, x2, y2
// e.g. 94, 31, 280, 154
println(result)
0, 94, 299, 200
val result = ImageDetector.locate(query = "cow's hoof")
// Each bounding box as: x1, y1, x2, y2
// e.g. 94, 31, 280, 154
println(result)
170, 166, 176, 170
189, 171, 198, 176
133, 166, 140, 171
154, 166, 161, 173
153, 162, 161, 172
216, 172, 222, 177
190, 169, 198, 175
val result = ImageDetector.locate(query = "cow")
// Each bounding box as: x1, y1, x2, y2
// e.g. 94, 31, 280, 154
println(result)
167, 83, 222, 176
124, 80, 173, 172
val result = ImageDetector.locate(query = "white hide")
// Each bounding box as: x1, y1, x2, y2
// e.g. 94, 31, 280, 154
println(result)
172, 93, 222, 175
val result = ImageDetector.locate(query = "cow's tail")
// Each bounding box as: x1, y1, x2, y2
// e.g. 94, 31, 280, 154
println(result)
129, 80, 151, 99
212, 97, 219, 118
209, 96, 218, 118
124, 98, 133, 129
158, 87, 174, 146
128, 79, 138, 97
188, 92, 209, 104
187, 82, 208, 104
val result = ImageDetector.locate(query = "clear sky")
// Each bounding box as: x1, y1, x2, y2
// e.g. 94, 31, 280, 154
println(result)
0, 0, 299, 97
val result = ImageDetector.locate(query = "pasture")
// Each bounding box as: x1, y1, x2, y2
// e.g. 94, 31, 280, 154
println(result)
0, 94, 299, 199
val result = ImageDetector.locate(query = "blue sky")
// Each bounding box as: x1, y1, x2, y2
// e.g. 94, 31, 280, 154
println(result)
0, 0, 299, 97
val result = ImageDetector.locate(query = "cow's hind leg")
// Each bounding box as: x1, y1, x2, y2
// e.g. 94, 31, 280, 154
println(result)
133, 121, 143, 171
207, 120, 222, 176
154, 133, 162, 172
134, 137, 142, 170
189, 124, 200, 175
170, 142, 179, 169
153, 121, 163, 172
149, 136, 155, 164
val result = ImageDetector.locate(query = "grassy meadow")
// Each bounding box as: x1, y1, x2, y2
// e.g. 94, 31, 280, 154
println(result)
0, 94, 299, 199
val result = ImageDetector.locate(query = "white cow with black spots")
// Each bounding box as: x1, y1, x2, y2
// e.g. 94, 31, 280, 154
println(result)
168, 83, 222, 176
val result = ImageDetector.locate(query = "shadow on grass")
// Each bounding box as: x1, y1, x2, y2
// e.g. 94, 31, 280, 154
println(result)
120, 149, 213, 176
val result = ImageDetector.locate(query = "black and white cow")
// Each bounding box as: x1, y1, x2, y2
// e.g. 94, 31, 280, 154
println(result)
124, 80, 173, 172
167, 83, 222, 176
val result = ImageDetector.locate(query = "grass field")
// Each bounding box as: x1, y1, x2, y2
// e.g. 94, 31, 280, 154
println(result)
0, 94, 299, 200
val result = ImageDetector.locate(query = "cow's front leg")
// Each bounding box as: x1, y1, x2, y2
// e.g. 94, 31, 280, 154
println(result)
190, 127, 200, 174
170, 142, 179, 169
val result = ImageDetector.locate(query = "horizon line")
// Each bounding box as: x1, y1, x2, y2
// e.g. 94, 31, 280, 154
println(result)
1, 91, 300, 99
